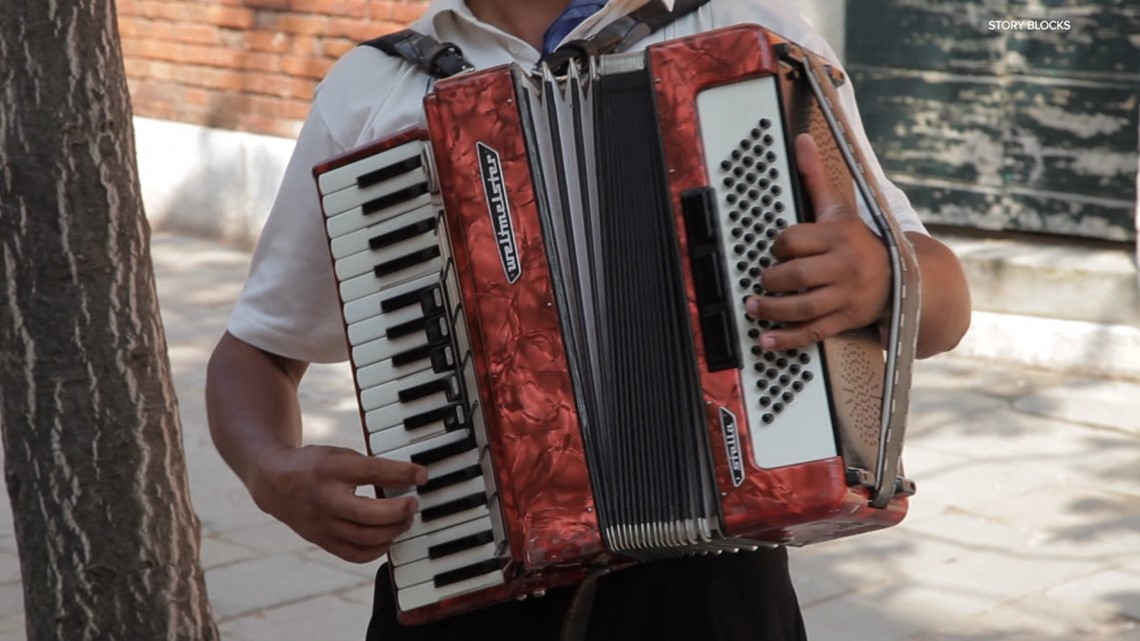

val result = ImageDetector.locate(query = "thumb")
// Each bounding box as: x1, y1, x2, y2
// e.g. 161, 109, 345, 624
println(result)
794, 133, 850, 223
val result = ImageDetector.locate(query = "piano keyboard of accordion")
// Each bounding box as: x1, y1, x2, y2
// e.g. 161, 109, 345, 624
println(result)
313, 24, 919, 624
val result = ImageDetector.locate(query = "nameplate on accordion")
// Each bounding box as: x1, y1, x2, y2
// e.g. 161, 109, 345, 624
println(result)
312, 24, 921, 624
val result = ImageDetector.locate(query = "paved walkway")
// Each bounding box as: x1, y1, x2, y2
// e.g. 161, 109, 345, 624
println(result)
1, 232, 1138, 640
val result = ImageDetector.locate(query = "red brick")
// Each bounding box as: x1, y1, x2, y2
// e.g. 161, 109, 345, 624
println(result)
321, 37, 356, 59
173, 23, 223, 45
204, 5, 255, 29
244, 31, 294, 53
274, 13, 329, 35
242, 0, 292, 9
120, 0, 429, 136
280, 55, 332, 79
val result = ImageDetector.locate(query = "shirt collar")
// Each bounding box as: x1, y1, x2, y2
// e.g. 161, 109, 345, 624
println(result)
415, 0, 676, 49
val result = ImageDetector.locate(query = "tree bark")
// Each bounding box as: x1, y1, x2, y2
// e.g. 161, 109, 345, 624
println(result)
0, 2, 221, 640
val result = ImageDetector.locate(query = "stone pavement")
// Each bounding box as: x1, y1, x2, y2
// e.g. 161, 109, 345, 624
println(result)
1, 232, 1138, 640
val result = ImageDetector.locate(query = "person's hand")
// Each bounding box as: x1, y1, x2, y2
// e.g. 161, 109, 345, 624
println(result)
745, 133, 890, 352
248, 444, 427, 563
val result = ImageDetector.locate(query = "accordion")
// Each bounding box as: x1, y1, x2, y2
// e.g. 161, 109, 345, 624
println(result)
312, 24, 921, 624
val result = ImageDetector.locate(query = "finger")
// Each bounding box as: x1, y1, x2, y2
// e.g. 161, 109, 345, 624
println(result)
329, 517, 414, 549
330, 453, 427, 487
746, 286, 845, 325
769, 222, 831, 262
794, 134, 849, 223
327, 492, 419, 527
755, 253, 845, 294
758, 312, 852, 352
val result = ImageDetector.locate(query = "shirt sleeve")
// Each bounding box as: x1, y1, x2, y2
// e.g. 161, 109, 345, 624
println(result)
226, 102, 352, 364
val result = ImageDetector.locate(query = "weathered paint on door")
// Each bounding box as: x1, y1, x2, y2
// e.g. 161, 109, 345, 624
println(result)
845, 0, 1139, 241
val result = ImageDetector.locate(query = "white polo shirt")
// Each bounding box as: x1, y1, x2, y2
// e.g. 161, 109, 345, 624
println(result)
228, 0, 927, 364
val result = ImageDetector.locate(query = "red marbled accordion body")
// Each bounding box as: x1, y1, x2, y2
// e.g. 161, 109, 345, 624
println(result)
316, 24, 910, 624
649, 26, 907, 545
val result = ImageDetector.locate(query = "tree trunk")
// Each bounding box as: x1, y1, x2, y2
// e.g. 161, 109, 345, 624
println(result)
0, 2, 221, 640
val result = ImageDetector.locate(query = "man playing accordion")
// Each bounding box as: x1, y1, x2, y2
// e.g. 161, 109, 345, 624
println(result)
206, 1, 972, 639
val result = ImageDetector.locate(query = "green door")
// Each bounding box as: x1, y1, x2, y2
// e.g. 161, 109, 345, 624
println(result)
845, 0, 1139, 241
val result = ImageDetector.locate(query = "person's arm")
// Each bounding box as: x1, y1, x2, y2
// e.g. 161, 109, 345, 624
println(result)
746, 134, 971, 359
206, 331, 427, 563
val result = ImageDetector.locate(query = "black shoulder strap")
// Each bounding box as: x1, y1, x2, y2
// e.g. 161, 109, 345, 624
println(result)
360, 29, 475, 79
542, 0, 711, 71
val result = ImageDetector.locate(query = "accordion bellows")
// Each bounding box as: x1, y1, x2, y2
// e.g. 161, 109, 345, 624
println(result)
313, 24, 920, 624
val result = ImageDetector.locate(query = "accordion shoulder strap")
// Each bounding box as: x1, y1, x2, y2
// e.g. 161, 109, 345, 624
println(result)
360, 30, 475, 79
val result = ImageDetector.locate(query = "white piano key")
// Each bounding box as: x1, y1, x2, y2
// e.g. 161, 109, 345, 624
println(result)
334, 231, 440, 282
347, 316, 393, 348
318, 140, 424, 195
330, 203, 436, 260
443, 259, 463, 317
343, 272, 441, 326
322, 166, 428, 218
352, 316, 449, 369
380, 428, 471, 462
418, 476, 485, 512
326, 193, 434, 239
421, 448, 481, 482
365, 391, 459, 437
395, 499, 490, 543
393, 542, 498, 589
338, 255, 442, 303
368, 411, 454, 453
384, 446, 481, 500
389, 515, 494, 566
359, 367, 452, 413
449, 306, 471, 354
461, 358, 480, 420
355, 343, 450, 390
396, 566, 504, 613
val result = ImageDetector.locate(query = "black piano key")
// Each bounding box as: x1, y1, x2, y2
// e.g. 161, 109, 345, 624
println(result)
362, 183, 430, 216
410, 434, 476, 466
421, 315, 449, 343
356, 155, 423, 190
432, 558, 501, 588
381, 284, 441, 314
417, 464, 483, 495
374, 246, 442, 279
368, 217, 438, 252
421, 492, 487, 522
387, 311, 447, 341
404, 402, 466, 431
398, 377, 458, 405
387, 315, 429, 341
392, 337, 452, 368
418, 286, 446, 316
392, 343, 434, 368
428, 530, 495, 560
430, 345, 456, 373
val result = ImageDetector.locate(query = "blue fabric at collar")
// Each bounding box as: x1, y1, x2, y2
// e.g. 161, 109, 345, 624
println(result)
542, 0, 608, 55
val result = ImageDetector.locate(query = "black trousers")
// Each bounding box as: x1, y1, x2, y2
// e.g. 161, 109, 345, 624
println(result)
366, 548, 808, 641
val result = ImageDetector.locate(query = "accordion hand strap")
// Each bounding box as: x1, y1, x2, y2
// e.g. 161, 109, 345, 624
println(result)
778, 44, 923, 509
361, 30, 475, 79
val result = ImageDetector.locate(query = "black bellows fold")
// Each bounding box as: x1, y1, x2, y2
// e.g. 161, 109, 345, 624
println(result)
516, 56, 720, 555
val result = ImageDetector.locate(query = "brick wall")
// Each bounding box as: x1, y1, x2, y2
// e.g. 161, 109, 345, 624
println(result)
118, 0, 430, 139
